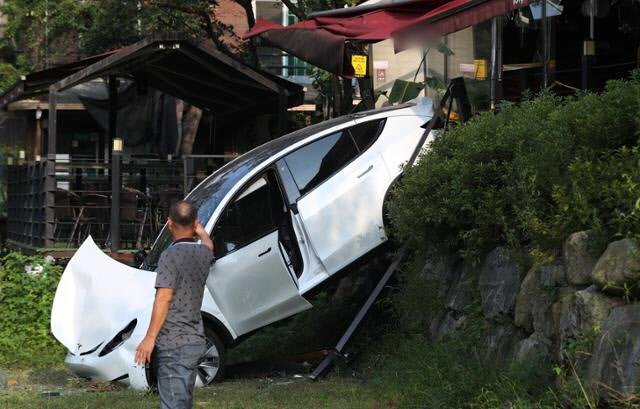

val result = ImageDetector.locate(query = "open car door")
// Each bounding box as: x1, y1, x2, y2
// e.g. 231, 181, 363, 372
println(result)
281, 120, 391, 275
206, 170, 311, 336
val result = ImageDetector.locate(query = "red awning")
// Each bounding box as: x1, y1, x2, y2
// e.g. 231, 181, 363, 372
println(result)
393, 0, 534, 51
245, 0, 533, 76
244, 0, 450, 76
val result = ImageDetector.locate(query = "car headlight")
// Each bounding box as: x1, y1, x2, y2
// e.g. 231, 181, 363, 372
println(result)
99, 319, 137, 357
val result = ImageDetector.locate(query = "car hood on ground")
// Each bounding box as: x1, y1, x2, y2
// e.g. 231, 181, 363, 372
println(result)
51, 236, 155, 355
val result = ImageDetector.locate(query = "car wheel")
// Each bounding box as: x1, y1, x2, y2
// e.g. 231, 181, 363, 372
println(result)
195, 326, 226, 386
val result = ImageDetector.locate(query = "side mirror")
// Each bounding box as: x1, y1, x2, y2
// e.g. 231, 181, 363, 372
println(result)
134, 250, 148, 267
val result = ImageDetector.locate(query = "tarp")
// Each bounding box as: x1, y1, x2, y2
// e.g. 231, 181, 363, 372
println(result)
245, 0, 533, 75
393, 0, 534, 52
244, 0, 451, 76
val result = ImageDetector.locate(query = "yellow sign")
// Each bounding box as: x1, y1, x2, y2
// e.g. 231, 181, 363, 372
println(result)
473, 59, 488, 80
351, 55, 367, 78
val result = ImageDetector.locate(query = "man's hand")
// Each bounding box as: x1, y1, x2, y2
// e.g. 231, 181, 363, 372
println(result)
135, 335, 155, 366
195, 219, 206, 237
195, 219, 214, 251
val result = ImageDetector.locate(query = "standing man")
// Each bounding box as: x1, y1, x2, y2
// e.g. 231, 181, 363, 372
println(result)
135, 200, 214, 409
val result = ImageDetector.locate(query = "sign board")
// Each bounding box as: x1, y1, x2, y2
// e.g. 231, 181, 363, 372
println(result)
351, 54, 367, 78
373, 60, 389, 69
376, 69, 386, 82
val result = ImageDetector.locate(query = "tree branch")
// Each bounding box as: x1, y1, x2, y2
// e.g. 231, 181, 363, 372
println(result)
280, 0, 307, 21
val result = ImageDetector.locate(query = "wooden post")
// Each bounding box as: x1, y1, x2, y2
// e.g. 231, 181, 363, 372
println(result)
44, 86, 57, 247
109, 76, 121, 252
47, 87, 57, 160
277, 91, 288, 137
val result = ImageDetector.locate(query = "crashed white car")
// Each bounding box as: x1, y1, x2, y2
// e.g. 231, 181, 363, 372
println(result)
51, 98, 434, 389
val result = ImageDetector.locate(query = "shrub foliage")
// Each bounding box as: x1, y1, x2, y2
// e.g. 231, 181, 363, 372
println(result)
389, 72, 640, 260
0, 252, 66, 368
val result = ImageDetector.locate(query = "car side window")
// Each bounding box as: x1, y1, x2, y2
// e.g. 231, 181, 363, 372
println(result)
213, 172, 285, 258
284, 131, 358, 196
347, 119, 385, 152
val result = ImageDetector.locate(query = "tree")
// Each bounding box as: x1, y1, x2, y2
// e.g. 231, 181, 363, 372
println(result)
280, 0, 360, 117
0, 0, 259, 69
0, 0, 86, 69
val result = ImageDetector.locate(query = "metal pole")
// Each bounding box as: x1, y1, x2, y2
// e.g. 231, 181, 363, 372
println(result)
590, 0, 595, 39
542, 0, 549, 89
582, 0, 596, 90
422, 47, 429, 97
443, 36, 449, 86
490, 16, 503, 109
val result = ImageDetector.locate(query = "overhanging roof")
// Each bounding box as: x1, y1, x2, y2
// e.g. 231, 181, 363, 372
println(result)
0, 50, 119, 109
2, 34, 304, 118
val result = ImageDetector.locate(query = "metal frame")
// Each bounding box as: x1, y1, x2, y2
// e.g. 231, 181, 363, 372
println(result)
310, 78, 471, 379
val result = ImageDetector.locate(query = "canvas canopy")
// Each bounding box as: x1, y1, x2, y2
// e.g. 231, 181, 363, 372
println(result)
245, 0, 533, 75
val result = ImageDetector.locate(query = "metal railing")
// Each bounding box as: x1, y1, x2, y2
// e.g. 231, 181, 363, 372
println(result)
6, 154, 237, 251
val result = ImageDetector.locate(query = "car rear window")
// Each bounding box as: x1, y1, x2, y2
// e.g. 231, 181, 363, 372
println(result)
347, 119, 386, 152
284, 131, 359, 196
283, 119, 386, 196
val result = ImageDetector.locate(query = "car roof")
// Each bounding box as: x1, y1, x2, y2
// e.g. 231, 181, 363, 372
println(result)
186, 99, 431, 215
253, 101, 419, 158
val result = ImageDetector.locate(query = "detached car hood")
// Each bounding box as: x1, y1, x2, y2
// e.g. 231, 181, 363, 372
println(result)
51, 236, 156, 355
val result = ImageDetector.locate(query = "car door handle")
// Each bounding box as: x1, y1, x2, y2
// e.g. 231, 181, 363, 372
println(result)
358, 165, 373, 178
258, 247, 271, 257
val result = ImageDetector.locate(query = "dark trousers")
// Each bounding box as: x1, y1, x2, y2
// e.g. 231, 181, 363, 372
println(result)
156, 343, 206, 409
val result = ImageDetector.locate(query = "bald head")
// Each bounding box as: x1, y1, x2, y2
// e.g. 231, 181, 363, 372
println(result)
169, 200, 197, 228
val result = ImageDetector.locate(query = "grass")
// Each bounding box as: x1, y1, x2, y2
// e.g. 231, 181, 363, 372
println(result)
0, 253, 603, 409
0, 331, 565, 409
1, 375, 381, 409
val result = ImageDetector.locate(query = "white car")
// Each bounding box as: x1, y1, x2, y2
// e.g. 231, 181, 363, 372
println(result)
50, 98, 435, 389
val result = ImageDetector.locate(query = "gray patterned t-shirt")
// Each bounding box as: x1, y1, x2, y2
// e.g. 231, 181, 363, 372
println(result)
154, 238, 214, 349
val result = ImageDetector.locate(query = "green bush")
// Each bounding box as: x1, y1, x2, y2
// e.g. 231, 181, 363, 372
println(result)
389, 72, 640, 260
0, 252, 67, 368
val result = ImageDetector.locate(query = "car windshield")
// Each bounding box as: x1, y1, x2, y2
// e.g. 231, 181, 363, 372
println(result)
143, 159, 255, 269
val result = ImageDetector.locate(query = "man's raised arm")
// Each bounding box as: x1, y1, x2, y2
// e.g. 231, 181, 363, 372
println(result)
195, 219, 214, 251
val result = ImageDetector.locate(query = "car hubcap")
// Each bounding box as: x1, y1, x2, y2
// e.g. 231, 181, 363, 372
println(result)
196, 343, 220, 386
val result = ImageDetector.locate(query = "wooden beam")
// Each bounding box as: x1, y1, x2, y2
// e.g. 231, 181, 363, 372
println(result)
146, 70, 236, 111
47, 86, 57, 159
148, 63, 255, 104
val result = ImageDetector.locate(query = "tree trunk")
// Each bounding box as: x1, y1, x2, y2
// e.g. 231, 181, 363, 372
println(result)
235, 0, 260, 67
180, 105, 203, 156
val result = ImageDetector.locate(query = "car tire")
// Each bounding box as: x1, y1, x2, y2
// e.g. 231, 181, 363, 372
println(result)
195, 326, 226, 386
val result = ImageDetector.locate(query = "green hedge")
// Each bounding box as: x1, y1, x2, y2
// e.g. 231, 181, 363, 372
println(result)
0, 252, 67, 368
389, 72, 640, 260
